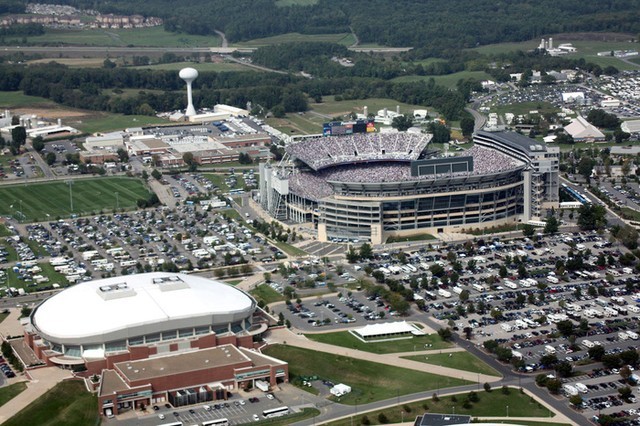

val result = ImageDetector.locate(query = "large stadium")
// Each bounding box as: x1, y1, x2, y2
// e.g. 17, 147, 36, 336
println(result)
259, 130, 559, 243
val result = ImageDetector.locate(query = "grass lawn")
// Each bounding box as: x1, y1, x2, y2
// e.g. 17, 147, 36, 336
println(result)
26, 58, 106, 68
393, 71, 494, 89
3, 380, 98, 426
0, 382, 27, 408
72, 113, 169, 134
273, 240, 307, 256
265, 113, 324, 135
263, 345, 471, 405
325, 389, 552, 425
490, 101, 560, 117
203, 173, 250, 193
470, 37, 639, 71
311, 97, 434, 118
0, 91, 57, 109
0, 177, 151, 222
305, 330, 453, 353
275, 0, 319, 6
0, 224, 13, 237
0, 240, 18, 262
25, 26, 220, 47
130, 61, 255, 72
236, 32, 354, 47
7, 262, 70, 291
250, 284, 285, 305
0, 311, 9, 324
386, 233, 437, 243
463, 223, 520, 235
224, 279, 243, 286
402, 351, 500, 377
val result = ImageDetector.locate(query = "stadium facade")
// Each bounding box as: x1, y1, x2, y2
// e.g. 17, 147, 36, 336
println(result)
259, 130, 558, 243
22, 273, 287, 416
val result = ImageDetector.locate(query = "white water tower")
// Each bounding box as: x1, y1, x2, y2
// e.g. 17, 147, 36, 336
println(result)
179, 67, 198, 117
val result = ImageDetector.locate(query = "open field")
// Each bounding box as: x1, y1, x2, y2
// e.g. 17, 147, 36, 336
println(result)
471, 36, 640, 70
0, 177, 151, 222
489, 101, 561, 118
236, 32, 355, 48
7, 262, 70, 291
0, 91, 169, 133
325, 389, 553, 425
312, 96, 433, 118
386, 233, 437, 243
23, 26, 220, 48
392, 71, 495, 89
305, 330, 453, 353
71, 113, 169, 133
26, 58, 106, 68
130, 61, 255, 72
251, 284, 285, 305
3, 380, 98, 426
402, 351, 500, 376
262, 345, 471, 404
0, 91, 57, 109
0, 382, 27, 408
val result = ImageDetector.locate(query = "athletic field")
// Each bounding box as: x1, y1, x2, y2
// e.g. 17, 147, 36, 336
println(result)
0, 177, 151, 222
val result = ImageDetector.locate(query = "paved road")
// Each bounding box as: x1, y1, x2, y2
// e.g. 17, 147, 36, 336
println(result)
465, 106, 487, 132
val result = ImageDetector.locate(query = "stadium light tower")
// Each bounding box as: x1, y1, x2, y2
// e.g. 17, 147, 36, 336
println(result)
179, 67, 198, 117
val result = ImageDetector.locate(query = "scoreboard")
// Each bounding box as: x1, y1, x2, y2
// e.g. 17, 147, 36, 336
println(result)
323, 120, 374, 136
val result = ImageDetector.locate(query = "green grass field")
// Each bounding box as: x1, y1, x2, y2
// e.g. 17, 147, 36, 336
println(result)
263, 345, 471, 404
26, 58, 107, 68
392, 71, 494, 89
3, 380, 98, 426
71, 113, 169, 133
325, 389, 553, 425
7, 262, 70, 291
0, 91, 57, 109
130, 61, 256, 72
23, 26, 220, 48
305, 330, 453, 353
236, 32, 355, 48
0, 177, 151, 222
251, 284, 285, 305
386, 233, 437, 243
311, 96, 434, 118
402, 351, 500, 377
0, 311, 9, 324
0, 382, 27, 408
470, 37, 640, 71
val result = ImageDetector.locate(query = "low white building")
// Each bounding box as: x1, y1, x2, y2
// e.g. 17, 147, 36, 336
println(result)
330, 383, 351, 397
564, 116, 605, 142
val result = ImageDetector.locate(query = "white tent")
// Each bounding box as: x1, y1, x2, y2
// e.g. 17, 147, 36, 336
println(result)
330, 383, 351, 397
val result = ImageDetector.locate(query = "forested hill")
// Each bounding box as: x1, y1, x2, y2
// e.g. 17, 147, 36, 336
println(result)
35, 0, 640, 53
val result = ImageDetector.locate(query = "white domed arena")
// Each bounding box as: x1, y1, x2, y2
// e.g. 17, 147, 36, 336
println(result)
27, 272, 258, 361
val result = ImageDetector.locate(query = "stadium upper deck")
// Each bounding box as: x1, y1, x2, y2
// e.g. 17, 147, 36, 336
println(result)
285, 133, 432, 170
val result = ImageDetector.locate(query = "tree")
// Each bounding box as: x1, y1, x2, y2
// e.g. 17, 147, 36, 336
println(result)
588, 345, 605, 361
546, 378, 562, 394
11, 126, 26, 149
556, 320, 574, 337
391, 114, 414, 131
521, 224, 535, 238
359, 243, 373, 259
544, 216, 559, 234
618, 386, 632, 400
620, 365, 632, 383
31, 136, 44, 152
614, 225, 639, 250
602, 354, 621, 369
577, 204, 607, 231
428, 122, 451, 144
117, 148, 129, 163
437, 327, 453, 341
460, 116, 475, 137
45, 152, 56, 165
151, 169, 162, 180
483, 382, 492, 392
556, 361, 573, 378
182, 152, 196, 171
577, 157, 596, 183
569, 394, 583, 407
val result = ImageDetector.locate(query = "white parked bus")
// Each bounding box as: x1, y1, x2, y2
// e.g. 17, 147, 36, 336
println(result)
263, 406, 290, 418
201, 419, 229, 426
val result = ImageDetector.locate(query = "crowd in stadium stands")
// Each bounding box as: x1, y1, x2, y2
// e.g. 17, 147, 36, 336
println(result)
286, 145, 523, 201
286, 133, 432, 170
